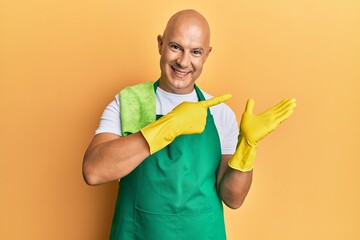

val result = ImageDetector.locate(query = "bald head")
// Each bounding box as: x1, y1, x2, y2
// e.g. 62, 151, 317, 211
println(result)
162, 9, 211, 47
157, 9, 212, 94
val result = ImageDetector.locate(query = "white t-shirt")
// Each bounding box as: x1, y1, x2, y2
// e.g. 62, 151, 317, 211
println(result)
96, 87, 239, 155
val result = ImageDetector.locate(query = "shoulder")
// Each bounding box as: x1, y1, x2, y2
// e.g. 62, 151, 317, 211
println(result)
121, 81, 154, 91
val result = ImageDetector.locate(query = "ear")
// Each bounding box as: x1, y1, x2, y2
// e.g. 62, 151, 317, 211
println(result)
204, 47, 212, 61
157, 35, 163, 55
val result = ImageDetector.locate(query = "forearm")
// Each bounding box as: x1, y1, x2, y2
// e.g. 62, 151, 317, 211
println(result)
218, 166, 253, 209
82, 132, 150, 185
216, 154, 253, 209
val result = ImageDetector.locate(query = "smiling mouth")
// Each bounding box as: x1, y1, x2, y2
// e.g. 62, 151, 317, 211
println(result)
171, 66, 189, 79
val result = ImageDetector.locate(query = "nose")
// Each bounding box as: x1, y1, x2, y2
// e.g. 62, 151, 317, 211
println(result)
176, 52, 190, 68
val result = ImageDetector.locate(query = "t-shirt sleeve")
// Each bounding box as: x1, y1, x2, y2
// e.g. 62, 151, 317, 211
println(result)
219, 106, 239, 155
95, 94, 122, 136
202, 91, 239, 155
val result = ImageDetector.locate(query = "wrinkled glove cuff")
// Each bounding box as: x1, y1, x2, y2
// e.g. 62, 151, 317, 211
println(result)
228, 137, 257, 172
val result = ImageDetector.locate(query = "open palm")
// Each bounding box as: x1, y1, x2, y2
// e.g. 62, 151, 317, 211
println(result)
240, 98, 296, 146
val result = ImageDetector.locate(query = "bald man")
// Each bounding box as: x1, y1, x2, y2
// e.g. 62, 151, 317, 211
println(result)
83, 9, 295, 240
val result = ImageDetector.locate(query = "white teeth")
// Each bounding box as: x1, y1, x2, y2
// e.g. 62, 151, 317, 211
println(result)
175, 69, 187, 75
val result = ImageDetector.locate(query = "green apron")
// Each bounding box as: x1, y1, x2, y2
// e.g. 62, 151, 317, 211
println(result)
110, 82, 226, 240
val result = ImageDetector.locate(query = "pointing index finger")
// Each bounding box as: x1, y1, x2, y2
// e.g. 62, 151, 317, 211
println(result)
201, 94, 232, 108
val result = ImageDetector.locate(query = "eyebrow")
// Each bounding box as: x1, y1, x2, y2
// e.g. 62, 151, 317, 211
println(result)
192, 47, 204, 52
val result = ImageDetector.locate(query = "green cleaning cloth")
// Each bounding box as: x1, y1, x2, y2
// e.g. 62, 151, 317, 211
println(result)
119, 81, 156, 136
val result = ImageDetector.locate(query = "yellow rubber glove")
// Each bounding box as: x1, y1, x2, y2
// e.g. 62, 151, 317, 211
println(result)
141, 94, 232, 154
228, 98, 296, 171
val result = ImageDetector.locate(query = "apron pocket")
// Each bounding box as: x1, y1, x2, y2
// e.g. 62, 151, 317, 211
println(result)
135, 207, 214, 240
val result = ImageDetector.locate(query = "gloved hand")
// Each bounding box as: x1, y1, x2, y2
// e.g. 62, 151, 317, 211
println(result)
228, 98, 296, 171
141, 94, 232, 154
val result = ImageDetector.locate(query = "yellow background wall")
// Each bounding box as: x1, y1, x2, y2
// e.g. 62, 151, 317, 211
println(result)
1, 0, 359, 239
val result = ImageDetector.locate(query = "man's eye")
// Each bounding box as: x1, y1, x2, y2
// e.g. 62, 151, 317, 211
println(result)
193, 50, 202, 56
170, 45, 180, 50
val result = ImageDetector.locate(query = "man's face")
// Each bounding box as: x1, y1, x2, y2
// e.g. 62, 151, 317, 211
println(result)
157, 22, 211, 94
